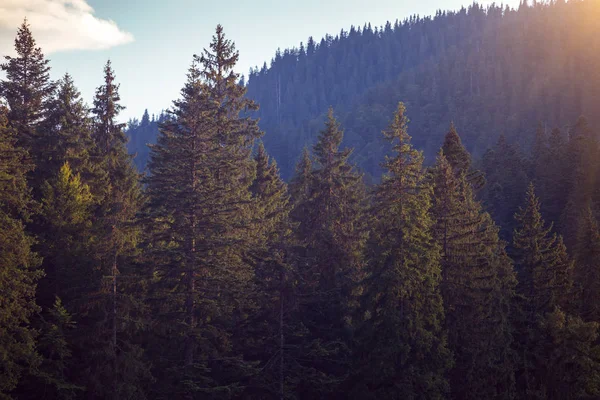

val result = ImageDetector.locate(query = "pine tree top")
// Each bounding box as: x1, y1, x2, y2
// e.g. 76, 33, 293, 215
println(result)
442, 122, 472, 174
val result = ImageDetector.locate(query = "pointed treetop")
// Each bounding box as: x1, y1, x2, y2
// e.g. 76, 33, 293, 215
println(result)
13, 18, 36, 57
313, 107, 348, 166
383, 102, 410, 144
199, 24, 240, 80
442, 122, 472, 174
514, 183, 547, 234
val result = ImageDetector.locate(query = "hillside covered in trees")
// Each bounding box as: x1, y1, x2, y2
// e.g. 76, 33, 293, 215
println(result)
3, 1, 600, 399
242, 0, 600, 180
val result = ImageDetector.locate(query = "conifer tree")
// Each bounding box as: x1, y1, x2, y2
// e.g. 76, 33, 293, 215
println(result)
511, 184, 574, 398
352, 103, 451, 399
431, 150, 516, 400
535, 308, 600, 400
63, 61, 148, 400
572, 206, 600, 322
512, 184, 572, 315
532, 127, 568, 226
289, 147, 312, 239
14, 297, 83, 400
481, 135, 530, 240
289, 109, 367, 398
243, 143, 301, 399
441, 122, 484, 188
144, 25, 261, 398
37, 73, 95, 192
0, 104, 42, 397
36, 162, 94, 308
560, 117, 599, 252
0, 19, 55, 168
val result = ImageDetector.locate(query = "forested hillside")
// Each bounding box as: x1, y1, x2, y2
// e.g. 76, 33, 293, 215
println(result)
244, 0, 600, 179
3, 2, 600, 399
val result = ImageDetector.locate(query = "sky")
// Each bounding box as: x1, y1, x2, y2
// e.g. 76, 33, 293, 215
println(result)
0, 0, 521, 122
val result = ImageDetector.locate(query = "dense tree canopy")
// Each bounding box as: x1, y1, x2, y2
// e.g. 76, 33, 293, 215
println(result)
3, 3, 600, 399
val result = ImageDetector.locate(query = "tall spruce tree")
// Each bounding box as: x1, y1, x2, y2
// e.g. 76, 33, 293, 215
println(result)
0, 19, 55, 171
431, 150, 516, 400
0, 104, 42, 397
352, 103, 451, 400
481, 135, 530, 240
511, 184, 575, 399
512, 184, 572, 315
36, 73, 95, 192
63, 61, 148, 400
572, 206, 600, 323
532, 127, 569, 227
289, 109, 367, 399
288, 147, 312, 239
560, 116, 599, 253
441, 123, 484, 188
243, 143, 301, 399
144, 26, 261, 399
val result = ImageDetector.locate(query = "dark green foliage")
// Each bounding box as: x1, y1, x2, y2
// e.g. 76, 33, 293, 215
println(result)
511, 184, 577, 399
352, 103, 451, 399
532, 127, 569, 226
533, 308, 600, 400
243, 143, 302, 399
144, 25, 261, 399
481, 135, 530, 240
560, 116, 599, 252
431, 150, 516, 400
288, 109, 368, 398
0, 19, 55, 170
441, 123, 484, 189
0, 105, 42, 398
15, 297, 83, 400
4, 9, 600, 400
36, 74, 96, 193
571, 206, 600, 323
236, 0, 600, 181
55, 61, 149, 400
512, 184, 572, 315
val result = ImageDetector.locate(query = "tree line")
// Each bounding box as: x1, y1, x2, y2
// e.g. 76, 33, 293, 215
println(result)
239, 0, 600, 181
2, 17, 600, 400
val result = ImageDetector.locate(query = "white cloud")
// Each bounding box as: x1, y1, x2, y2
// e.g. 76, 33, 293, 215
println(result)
0, 0, 134, 54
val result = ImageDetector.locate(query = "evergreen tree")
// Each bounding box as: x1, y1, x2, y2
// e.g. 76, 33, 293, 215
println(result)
511, 183, 574, 399
481, 135, 530, 240
36, 162, 94, 308
244, 143, 300, 399
64, 61, 148, 400
36, 73, 95, 193
352, 103, 451, 399
144, 25, 261, 398
532, 128, 569, 226
441, 122, 484, 188
14, 297, 83, 400
572, 206, 600, 323
290, 108, 367, 398
512, 183, 572, 315
0, 104, 42, 398
0, 19, 55, 169
534, 308, 600, 400
560, 116, 599, 252
431, 150, 516, 400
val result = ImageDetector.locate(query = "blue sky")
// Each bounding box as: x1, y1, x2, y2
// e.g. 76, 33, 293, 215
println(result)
1, 0, 520, 122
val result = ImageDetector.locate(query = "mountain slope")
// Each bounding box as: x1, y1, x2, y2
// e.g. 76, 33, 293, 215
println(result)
245, 0, 600, 180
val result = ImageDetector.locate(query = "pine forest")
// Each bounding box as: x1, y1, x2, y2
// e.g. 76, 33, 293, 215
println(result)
2, 1, 600, 398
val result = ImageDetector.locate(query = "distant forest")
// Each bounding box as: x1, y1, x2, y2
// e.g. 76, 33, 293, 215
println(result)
3, 1, 600, 399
